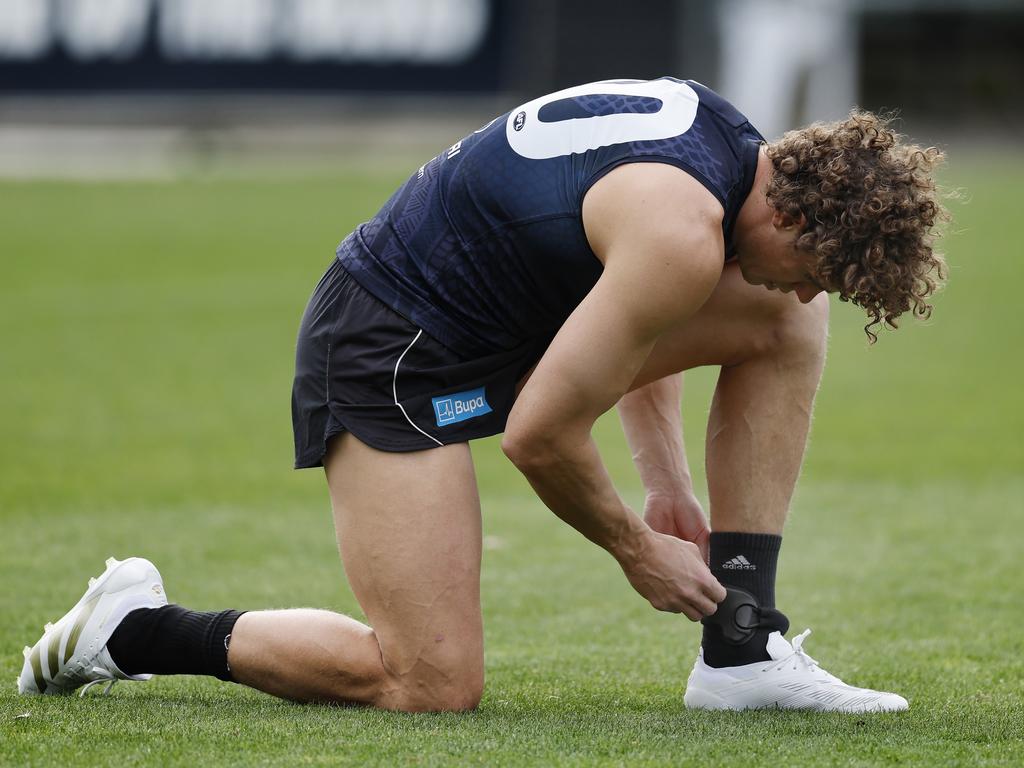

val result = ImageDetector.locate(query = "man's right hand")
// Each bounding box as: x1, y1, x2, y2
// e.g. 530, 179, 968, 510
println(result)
617, 527, 726, 621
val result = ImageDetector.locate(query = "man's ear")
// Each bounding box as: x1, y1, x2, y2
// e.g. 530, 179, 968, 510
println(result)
771, 209, 807, 231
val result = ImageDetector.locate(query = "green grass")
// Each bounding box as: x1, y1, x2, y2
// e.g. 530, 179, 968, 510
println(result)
1, 154, 1022, 766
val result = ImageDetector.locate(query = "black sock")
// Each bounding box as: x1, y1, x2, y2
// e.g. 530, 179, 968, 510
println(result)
702, 532, 783, 668
107, 605, 245, 681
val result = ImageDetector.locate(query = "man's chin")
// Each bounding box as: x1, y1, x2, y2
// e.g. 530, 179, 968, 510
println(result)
734, 257, 758, 286
739, 269, 761, 287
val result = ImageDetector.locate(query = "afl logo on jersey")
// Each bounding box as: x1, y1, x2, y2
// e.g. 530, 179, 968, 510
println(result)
513, 111, 527, 131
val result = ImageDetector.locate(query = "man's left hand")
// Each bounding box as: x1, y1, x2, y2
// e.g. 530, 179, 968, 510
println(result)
643, 491, 710, 564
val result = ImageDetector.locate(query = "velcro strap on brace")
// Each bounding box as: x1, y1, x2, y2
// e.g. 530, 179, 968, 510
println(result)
700, 587, 790, 645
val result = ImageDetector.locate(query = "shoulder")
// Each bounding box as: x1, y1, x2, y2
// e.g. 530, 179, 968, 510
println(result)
580, 163, 725, 334
582, 162, 724, 272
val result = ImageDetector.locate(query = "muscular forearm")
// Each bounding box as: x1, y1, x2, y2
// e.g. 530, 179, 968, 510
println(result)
504, 426, 721, 618
504, 431, 649, 566
618, 373, 692, 496
618, 373, 710, 557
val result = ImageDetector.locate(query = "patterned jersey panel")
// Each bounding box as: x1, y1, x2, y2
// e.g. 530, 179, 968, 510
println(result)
337, 77, 763, 356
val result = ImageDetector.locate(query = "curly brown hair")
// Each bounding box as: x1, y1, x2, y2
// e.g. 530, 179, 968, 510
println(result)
765, 111, 949, 342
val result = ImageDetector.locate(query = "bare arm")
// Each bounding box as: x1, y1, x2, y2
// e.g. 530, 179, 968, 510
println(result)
618, 373, 691, 498
618, 374, 711, 562
502, 164, 726, 618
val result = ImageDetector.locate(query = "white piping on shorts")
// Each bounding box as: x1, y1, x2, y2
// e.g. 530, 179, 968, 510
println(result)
393, 329, 445, 448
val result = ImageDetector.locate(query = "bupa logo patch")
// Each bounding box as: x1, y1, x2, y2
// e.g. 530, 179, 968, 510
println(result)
432, 387, 492, 427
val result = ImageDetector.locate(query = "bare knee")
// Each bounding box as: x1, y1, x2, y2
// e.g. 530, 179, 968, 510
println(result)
386, 674, 484, 713
379, 661, 484, 713
315, 626, 483, 711
372, 639, 484, 713
761, 292, 830, 366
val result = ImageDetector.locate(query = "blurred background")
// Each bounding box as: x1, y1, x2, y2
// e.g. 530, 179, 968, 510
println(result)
1, 0, 1023, 178
2, 0, 1022, 544
2, 0, 1022, 534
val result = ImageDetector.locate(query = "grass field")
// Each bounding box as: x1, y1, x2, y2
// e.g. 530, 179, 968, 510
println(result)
1, 152, 1022, 767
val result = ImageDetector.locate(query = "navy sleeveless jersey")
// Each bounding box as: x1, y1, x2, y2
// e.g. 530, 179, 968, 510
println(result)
336, 77, 764, 356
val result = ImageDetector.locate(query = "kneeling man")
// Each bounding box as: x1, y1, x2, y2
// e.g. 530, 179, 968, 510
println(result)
20, 78, 946, 712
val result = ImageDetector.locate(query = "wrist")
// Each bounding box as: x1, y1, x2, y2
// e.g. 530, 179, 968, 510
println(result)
609, 514, 653, 570
644, 478, 694, 500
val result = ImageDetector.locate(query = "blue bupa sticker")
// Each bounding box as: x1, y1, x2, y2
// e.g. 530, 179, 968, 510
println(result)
432, 387, 492, 427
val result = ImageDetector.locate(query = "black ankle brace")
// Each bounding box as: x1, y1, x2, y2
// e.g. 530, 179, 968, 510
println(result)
701, 587, 790, 645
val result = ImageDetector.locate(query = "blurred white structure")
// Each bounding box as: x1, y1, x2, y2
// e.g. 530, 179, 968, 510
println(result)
717, 0, 860, 140
0, 0, 490, 64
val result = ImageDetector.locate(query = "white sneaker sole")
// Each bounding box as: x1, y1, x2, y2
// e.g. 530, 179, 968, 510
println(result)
684, 686, 907, 712
683, 685, 733, 710
684, 645, 909, 713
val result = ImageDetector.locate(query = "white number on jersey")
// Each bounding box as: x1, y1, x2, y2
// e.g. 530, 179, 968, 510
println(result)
505, 79, 699, 161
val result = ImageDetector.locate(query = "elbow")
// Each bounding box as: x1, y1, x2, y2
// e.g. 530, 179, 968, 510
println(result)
504, 404, 594, 472
500, 428, 534, 470
501, 425, 558, 473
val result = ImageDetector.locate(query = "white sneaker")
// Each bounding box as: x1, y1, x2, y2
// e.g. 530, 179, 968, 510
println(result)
18, 557, 168, 696
684, 629, 909, 712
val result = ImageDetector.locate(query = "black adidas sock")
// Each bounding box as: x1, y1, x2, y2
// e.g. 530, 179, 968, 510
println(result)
107, 605, 245, 681
702, 532, 783, 668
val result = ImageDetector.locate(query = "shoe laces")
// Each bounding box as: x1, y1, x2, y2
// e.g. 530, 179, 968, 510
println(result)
78, 667, 118, 697
762, 628, 823, 674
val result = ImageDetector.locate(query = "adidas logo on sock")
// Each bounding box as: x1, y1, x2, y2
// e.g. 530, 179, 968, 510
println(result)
721, 555, 756, 570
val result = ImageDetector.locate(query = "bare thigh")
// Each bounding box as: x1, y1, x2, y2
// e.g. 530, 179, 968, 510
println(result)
629, 261, 828, 389
325, 433, 484, 711
515, 263, 818, 396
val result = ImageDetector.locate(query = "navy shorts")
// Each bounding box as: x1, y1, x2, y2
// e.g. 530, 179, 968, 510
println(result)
292, 258, 551, 467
